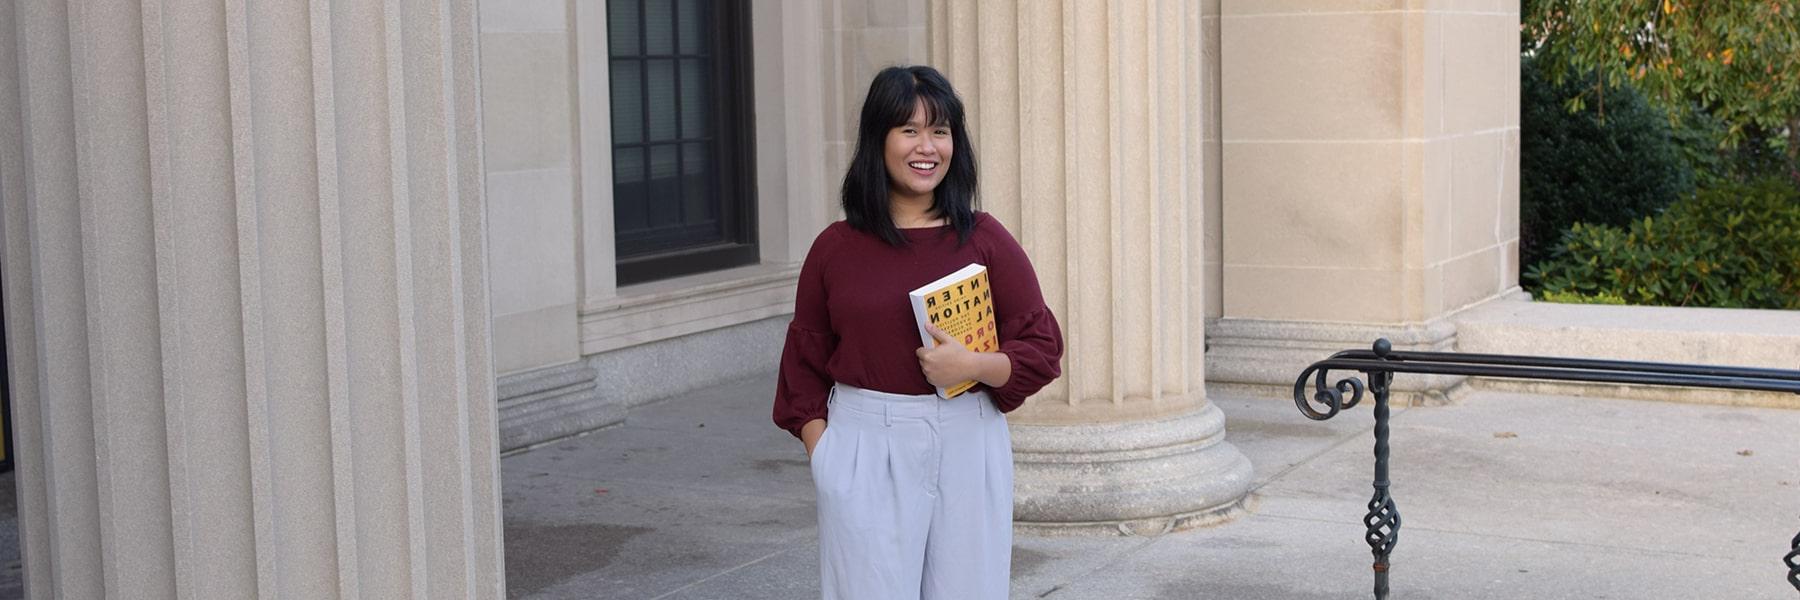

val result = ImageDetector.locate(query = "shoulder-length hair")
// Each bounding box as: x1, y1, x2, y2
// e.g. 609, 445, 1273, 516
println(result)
840, 65, 978, 247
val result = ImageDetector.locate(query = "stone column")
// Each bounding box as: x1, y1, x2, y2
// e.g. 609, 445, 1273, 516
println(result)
930, 0, 1253, 533
1206, 1, 1521, 404
0, 0, 500, 598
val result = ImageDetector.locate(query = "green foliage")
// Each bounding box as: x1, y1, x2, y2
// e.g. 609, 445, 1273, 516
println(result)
1537, 290, 1628, 305
1524, 0, 1800, 151
1670, 105, 1800, 186
1526, 178, 1800, 309
1521, 57, 1694, 269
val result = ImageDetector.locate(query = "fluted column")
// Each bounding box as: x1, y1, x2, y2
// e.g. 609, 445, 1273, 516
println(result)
930, 0, 1253, 532
0, 0, 500, 598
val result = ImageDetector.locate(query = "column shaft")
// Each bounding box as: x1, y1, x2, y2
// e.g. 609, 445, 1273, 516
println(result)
930, 0, 1252, 531
0, 0, 501, 597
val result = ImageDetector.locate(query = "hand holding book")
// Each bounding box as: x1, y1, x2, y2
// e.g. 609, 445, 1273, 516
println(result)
915, 323, 1012, 395
908, 264, 1002, 398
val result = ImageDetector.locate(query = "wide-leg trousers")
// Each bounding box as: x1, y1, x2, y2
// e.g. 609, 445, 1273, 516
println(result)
810, 383, 1014, 600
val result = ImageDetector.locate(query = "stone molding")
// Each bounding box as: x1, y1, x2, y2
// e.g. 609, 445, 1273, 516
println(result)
579, 264, 799, 355
1206, 316, 1466, 406
497, 361, 617, 452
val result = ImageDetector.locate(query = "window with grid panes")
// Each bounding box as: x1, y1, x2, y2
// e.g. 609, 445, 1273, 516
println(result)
607, 0, 756, 285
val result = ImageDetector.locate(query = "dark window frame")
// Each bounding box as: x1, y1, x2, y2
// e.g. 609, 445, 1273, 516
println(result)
608, 0, 759, 286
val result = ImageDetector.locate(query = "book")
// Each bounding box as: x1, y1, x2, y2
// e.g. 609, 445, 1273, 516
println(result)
908, 263, 997, 398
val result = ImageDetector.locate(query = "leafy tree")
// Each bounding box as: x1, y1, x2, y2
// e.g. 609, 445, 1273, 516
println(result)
1521, 57, 1693, 269
1524, 0, 1800, 170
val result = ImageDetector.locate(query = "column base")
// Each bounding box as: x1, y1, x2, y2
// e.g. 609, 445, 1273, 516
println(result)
498, 361, 619, 452
1205, 317, 1467, 406
1010, 402, 1256, 535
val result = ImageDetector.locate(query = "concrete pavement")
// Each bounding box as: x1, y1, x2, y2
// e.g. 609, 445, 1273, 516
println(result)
502, 374, 1800, 599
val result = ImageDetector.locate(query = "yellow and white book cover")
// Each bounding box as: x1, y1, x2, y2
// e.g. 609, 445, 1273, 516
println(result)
907, 263, 997, 398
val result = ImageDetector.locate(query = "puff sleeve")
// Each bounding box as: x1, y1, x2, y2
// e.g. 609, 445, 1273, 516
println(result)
772, 228, 841, 438
980, 218, 1064, 412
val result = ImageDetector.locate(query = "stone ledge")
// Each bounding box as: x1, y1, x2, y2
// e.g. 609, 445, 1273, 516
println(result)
580, 263, 800, 355
1206, 316, 1465, 406
1452, 298, 1800, 409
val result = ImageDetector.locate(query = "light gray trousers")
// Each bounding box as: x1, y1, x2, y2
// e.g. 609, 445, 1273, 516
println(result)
810, 383, 1014, 600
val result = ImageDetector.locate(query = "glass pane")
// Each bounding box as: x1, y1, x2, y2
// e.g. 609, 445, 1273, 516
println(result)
609, 60, 642, 144
644, 0, 673, 55
682, 141, 715, 226
678, 0, 709, 55
612, 147, 647, 231
606, 0, 639, 56
648, 145, 680, 228
646, 59, 676, 141
680, 58, 710, 139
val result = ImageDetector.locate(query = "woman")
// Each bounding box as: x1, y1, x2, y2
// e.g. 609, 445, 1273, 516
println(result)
772, 65, 1064, 599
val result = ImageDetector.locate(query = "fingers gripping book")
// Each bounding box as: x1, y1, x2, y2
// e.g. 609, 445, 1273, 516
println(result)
908, 263, 997, 398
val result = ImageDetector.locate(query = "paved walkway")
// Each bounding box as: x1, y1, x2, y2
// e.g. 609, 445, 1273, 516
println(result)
503, 374, 1800, 599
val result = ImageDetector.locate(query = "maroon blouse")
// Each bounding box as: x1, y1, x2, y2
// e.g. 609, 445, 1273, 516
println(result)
772, 212, 1065, 438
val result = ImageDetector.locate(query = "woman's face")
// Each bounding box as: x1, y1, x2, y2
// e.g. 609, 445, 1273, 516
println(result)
884, 100, 954, 204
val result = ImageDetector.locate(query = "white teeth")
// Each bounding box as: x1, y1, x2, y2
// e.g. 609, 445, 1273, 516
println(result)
909, 162, 937, 170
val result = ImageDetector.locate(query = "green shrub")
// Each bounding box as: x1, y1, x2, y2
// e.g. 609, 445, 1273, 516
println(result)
1537, 290, 1627, 305
1521, 58, 1695, 270
1525, 178, 1800, 310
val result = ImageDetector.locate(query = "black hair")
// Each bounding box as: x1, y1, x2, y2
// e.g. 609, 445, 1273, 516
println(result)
840, 65, 978, 247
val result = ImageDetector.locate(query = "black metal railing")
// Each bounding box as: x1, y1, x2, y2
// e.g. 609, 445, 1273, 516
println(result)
1293, 338, 1800, 599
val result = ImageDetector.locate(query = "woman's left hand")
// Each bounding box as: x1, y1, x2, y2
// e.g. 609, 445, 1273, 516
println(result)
916, 324, 976, 388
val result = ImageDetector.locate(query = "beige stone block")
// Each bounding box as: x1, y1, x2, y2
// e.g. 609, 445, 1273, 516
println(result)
1500, 128, 1520, 239
479, 0, 567, 32
1424, 137, 1454, 263
862, 27, 921, 72
1401, 11, 1424, 139
1502, 239, 1520, 289
1443, 243, 1503, 310
1450, 131, 1505, 256
1441, 13, 1517, 133
480, 32, 572, 172
1223, 0, 1405, 15
486, 168, 579, 315
1205, 261, 1224, 320
1203, 0, 1221, 16
1400, 140, 1426, 268
493, 304, 581, 375
838, 29, 866, 131
1421, 11, 1444, 137
1221, 142, 1404, 270
906, 26, 930, 64
1205, 137, 1223, 320
1221, 12, 1405, 140
1503, 16, 1521, 127
826, 141, 853, 183
868, 0, 925, 28
1457, 299, 1800, 408
842, 0, 868, 28
1411, 0, 1520, 14
1202, 9, 1221, 141
1423, 263, 1445, 317
1223, 264, 1406, 323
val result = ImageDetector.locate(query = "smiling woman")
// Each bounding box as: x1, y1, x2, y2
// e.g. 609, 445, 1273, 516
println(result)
836, 66, 981, 247
771, 65, 1064, 600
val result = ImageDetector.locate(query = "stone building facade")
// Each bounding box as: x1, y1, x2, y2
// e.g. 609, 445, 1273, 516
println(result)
0, 0, 1518, 596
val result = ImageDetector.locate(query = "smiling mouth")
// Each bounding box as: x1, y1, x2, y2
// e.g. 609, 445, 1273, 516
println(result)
908, 161, 939, 174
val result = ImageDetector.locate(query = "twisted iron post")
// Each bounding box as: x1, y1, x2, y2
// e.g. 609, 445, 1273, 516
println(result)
1364, 365, 1399, 599
1787, 530, 1799, 591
